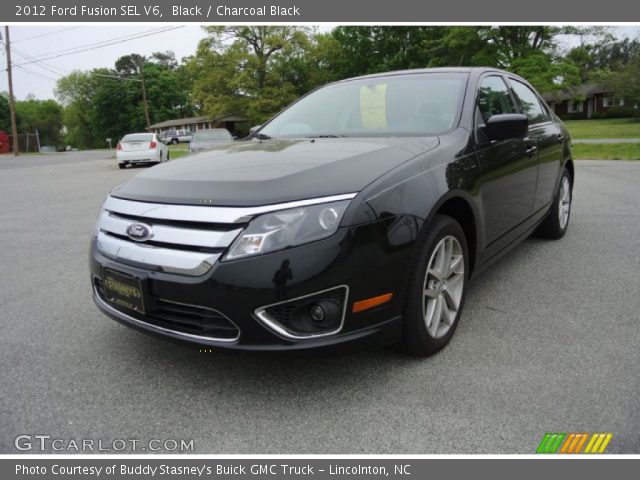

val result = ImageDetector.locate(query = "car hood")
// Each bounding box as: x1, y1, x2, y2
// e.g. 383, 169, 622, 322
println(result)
112, 137, 439, 207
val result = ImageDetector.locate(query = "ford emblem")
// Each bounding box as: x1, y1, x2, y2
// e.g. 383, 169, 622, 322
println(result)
126, 223, 153, 242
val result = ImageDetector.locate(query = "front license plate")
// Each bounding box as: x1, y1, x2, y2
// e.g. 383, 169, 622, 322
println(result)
102, 269, 145, 314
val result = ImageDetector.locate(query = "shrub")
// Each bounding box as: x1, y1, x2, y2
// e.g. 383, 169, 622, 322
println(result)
558, 112, 588, 121
592, 106, 640, 119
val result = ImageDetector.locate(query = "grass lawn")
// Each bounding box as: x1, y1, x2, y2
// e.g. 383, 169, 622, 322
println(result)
572, 143, 640, 160
168, 143, 190, 160
564, 118, 640, 139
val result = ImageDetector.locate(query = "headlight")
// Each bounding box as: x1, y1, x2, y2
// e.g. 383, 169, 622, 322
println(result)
224, 200, 350, 260
92, 201, 106, 238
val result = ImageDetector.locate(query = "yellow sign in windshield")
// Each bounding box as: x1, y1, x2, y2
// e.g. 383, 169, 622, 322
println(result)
360, 84, 387, 129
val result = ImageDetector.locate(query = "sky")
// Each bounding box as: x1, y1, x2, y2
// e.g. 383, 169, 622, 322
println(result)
1, 25, 639, 100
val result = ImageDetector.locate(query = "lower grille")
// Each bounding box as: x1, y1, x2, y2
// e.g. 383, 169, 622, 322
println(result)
95, 279, 240, 341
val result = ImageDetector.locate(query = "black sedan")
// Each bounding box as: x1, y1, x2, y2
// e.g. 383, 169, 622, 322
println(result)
90, 67, 573, 356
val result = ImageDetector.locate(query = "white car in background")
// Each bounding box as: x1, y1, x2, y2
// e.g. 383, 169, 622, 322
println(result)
116, 133, 169, 169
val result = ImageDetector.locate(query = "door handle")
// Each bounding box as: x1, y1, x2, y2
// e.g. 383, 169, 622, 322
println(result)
525, 145, 537, 157
557, 134, 565, 143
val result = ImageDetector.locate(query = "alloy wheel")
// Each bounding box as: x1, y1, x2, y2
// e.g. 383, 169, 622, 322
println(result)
558, 176, 571, 229
422, 235, 465, 339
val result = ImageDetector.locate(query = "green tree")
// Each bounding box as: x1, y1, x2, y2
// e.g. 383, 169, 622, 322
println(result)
601, 54, 640, 105
0, 92, 11, 132
55, 70, 103, 148
56, 52, 196, 147
329, 26, 585, 93
15, 96, 63, 146
190, 26, 317, 124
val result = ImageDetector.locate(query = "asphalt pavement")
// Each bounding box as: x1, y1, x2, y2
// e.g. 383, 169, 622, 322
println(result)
0, 152, 638, 454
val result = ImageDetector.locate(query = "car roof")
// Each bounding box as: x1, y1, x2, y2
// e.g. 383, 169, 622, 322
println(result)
336, 67, 523, 84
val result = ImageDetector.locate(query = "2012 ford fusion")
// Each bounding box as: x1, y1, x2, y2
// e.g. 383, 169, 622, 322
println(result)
90, 67, 573, 356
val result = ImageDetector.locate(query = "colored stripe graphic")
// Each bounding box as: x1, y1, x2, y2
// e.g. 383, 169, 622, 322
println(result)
537, 433, 566, 453
560, 433, 589, 453
538, 433, 613, 454
584, 433, 613, 454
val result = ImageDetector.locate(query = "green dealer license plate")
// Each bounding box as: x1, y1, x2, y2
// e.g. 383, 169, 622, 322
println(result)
102, 269, 145, 314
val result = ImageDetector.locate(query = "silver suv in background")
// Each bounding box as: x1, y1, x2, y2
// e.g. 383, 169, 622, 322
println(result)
159, 129, 193, 145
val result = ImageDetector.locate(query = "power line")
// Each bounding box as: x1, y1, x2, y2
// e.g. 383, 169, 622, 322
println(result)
10, 46, 69, 77
10, 46, 142, 83
14, 27, 184, 67
21, 26, 173, 61
14, 65, 59, 82
12, 27, 80, 44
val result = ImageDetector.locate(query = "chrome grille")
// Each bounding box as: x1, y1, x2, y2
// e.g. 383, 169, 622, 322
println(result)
96, 196, 245, 276
95, 193, 358, 276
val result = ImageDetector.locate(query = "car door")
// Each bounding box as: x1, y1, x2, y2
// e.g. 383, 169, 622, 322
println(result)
474, 74, 538, 255
508, 78, 565, 213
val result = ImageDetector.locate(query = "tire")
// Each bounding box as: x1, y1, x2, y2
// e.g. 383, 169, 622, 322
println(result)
118, 163, 126, 169
171, 139, 178, 145
399, 214, 469, 357
535, 167, 572, 239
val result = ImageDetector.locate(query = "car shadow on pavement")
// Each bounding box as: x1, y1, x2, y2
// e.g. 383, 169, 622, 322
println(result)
95, 234, 550, 400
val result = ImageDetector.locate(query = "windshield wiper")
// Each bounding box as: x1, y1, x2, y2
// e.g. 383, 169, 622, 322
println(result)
253, 133, 272, 140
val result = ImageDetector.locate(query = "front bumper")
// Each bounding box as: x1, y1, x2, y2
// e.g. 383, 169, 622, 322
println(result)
90, 217, 421, 352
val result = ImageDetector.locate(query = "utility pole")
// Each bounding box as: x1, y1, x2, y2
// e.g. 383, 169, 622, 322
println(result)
3, 26, 20, 156
138, 56, 151, 131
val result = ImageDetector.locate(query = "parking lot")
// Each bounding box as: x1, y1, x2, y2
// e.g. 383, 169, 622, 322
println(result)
1, 152, 638, 453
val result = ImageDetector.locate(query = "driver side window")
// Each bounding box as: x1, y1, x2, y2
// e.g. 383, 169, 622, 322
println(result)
477, 76, 517, 123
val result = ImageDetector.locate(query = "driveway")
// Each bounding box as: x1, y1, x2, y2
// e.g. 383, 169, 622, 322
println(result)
0, 154, 638, 454
572, 138, 640, 144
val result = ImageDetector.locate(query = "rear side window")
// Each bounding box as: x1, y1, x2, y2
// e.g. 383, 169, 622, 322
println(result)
510, 80, 548, 125
477, 76, 517, 122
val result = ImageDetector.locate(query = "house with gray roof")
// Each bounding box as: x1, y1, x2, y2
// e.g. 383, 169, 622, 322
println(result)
542, 83, 635, 119
150, 114, 249, 136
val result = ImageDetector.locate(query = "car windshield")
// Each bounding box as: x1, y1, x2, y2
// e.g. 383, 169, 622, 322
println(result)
194, 130, 232, 141
259, 73, 468, 138
122, 134, 153, 142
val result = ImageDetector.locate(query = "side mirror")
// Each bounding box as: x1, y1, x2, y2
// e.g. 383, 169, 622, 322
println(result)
484, 114, 528, 141
249, 125, 263, 135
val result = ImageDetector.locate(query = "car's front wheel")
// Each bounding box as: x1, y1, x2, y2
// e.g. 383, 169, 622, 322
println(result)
400, 214, 469, 357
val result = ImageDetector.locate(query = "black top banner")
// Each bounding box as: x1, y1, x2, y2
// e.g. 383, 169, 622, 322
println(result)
5, 0, 640, 22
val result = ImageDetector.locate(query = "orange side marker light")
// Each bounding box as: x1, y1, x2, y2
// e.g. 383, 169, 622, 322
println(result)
352, 293, 393, 313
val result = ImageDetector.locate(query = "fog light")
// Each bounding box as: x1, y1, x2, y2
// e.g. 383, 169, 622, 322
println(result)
309, 304, 326, 322
255, 286, 347, 339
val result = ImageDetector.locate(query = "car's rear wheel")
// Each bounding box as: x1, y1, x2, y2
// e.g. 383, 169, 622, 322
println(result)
399, 214, 469, 357
535, 167, 572, 239
118, 163, 126, 169
171, 139, 178, 145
